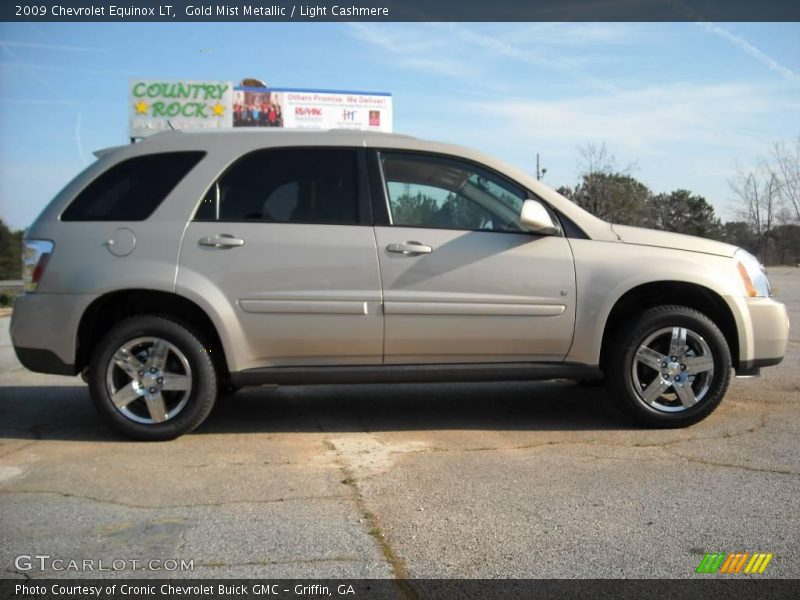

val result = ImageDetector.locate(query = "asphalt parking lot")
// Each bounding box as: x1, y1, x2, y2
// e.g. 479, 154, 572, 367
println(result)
1, 268, 798, 580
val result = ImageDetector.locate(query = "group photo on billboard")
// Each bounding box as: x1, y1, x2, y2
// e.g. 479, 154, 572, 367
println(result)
232, 86, 393, 132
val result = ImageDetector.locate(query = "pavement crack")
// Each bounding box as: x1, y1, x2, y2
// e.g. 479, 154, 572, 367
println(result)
0, 489, 345, 510
661, 446, 799, 476
180, 461, 299, 468
196, 557, 361, 568
323, 439, 419, 600
3, 568, 31, 580
394, 416, 769, 456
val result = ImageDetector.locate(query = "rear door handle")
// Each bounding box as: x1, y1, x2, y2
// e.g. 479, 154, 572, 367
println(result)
386, 241, 433, 255
199, 234, 245, 248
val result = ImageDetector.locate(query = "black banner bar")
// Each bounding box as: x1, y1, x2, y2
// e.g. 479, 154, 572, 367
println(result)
3, 0, 800, 23
3, 579, 800, 600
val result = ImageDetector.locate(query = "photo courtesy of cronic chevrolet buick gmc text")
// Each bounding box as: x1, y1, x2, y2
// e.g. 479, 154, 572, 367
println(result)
9, 130, 790, 440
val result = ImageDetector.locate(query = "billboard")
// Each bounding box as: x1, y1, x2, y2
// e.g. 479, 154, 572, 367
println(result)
129, 79, 392, 137
129, 79, 234, 138
233, 87, 393, 132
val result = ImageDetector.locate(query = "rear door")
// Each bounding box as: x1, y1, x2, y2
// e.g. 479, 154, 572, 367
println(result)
371, 150, 576, 364
177, 147, 383, 371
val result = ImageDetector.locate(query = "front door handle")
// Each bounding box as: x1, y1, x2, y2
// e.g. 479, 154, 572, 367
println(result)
199, 234, 245, 248
386, 241, 433, 255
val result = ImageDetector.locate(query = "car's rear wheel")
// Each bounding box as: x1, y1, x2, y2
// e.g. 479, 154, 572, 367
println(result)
607, 305, 732, 427
88, 315, 217, 440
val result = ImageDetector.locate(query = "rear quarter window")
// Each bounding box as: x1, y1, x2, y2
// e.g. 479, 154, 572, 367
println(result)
61, 151, 205, 221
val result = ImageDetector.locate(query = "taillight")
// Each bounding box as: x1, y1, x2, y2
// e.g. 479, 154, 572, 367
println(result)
22, 240, 54, 293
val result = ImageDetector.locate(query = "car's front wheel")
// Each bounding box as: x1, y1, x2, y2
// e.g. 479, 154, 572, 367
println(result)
88, 316, 218, 440
607, 305, 732, 427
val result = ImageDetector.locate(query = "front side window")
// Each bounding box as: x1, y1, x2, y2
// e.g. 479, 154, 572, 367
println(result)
61, 152, 204, 221
380, 152, 527, 232
194, 148, 360, 224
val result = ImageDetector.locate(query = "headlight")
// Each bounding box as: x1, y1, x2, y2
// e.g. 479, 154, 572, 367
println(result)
735, 249, 772, 297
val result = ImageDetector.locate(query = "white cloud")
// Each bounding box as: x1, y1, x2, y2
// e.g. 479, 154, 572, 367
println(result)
0, 60, 138, 77
697, 22, 800, 83
0, 40, 104, 53
462, 82, 787, 152
445, 23, 618, 93
345, 23, 482, 79
502, 22, 650, 47
345, 22, 618, 92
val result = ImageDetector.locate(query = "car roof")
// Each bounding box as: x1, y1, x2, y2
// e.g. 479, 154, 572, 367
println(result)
107, 128, 505, 174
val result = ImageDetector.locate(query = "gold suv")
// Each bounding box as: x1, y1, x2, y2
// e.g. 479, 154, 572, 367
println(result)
11, 130, 789, 439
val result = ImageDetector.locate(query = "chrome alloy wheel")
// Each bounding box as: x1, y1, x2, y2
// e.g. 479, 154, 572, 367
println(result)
631, 326, 715, 413
104, 336, 193, 424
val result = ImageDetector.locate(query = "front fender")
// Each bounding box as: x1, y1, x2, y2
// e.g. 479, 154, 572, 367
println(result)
565, 239, 746, 366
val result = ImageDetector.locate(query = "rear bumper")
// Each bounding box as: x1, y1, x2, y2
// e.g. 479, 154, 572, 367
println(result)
13, 346, 74, 375
9, 292, 96, 375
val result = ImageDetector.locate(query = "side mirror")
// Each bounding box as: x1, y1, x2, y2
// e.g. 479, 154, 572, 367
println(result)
520, 199, 559, 235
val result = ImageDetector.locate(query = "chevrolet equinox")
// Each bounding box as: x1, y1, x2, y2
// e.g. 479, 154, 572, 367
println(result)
10, 130, 790, 439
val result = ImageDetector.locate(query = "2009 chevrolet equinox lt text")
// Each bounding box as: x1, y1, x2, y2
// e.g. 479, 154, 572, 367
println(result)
10, 130, 790, 440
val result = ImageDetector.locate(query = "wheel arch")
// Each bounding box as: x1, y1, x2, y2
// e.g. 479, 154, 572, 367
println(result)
76, 289, 229, 378
599, 281, 740, 372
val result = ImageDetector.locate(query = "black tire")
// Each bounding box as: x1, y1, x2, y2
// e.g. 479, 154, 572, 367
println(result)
606, 305, 732, 428
88, 315, 218, 440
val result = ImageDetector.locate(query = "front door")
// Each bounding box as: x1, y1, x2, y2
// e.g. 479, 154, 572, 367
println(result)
372, 151, 576, 364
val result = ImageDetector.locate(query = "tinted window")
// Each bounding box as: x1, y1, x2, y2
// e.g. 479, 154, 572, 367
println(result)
62, 152, 204, 221
380, 153, 527, 232
195, 148, 359, 224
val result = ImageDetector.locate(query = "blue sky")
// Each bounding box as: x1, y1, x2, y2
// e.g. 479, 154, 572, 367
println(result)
1, 21, 799, 230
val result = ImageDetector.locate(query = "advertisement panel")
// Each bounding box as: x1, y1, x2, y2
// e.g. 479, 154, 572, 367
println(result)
233, 87, 393, 132
130, 80, 392, 137
129, 79, 234, 137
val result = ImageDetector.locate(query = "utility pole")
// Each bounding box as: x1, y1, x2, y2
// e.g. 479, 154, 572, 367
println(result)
536, 153, 547, 181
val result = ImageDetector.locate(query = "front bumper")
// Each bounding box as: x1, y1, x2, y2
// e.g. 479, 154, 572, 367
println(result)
9, 292, 97, 375
731, 296, 789, 374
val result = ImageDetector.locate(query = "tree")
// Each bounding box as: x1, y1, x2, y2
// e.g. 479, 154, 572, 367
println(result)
770, 137, 800, 222
730, 164, 780, 262
727, 135, 800, 263
771, 223, 800, 266
0, 219, 23, 280
647, 190, 723, 239
558, 143, 651, 226
561, 172, 652, 226
720, 221, 758, 254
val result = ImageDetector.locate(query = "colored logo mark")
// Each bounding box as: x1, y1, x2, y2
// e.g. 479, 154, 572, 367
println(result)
696, 552, 773, 574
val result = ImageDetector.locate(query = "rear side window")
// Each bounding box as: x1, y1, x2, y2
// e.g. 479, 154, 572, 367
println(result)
61, 152, 205, 221
194, 148, 360, 224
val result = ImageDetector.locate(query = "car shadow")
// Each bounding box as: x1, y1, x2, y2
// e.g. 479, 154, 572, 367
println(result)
0, 380, 632, 442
